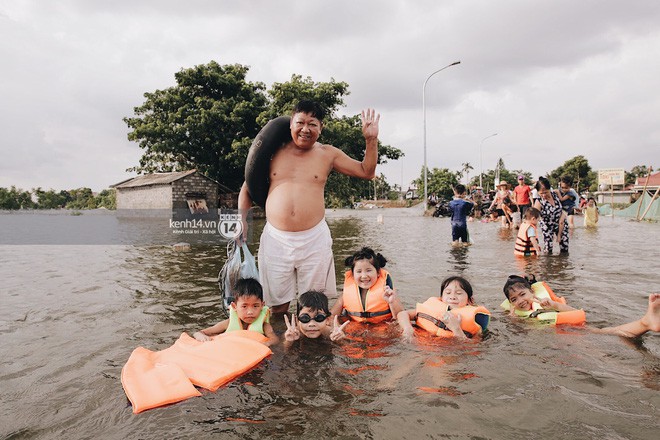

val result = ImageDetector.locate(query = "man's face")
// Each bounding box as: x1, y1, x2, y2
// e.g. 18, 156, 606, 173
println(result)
290, 112, 322, 149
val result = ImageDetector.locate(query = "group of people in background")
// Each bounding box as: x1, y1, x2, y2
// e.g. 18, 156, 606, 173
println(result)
446, 174, 599, 254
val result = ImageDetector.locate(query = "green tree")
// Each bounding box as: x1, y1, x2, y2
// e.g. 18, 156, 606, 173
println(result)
469, 158, 532, 191
625, 164, 654, 186
95, 189, 116, 210
258, 75, 349, 125
260, 75, 402, 207
65, 188, 96, 210
415, 167, 460, 199
34, 188, 71, 209
547, 155, 594, 193
459, 162, 473, 185
124, 61, 268, 191
0, 186, 35, 210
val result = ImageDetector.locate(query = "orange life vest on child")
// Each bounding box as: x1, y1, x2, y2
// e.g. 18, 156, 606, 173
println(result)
415, 297, 490, 337
343, 269, 392, 323
514, 223, 538, 257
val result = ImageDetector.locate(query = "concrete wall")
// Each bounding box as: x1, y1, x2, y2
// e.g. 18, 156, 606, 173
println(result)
116, 185, 172, 209
595, 190, 636, 205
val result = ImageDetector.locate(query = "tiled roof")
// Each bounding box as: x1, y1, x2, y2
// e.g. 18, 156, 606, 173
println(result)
635, 171, 660, 187
111, 170, 198, 189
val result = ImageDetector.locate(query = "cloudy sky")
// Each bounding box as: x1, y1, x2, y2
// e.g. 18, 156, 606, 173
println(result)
2, 0, 659, 193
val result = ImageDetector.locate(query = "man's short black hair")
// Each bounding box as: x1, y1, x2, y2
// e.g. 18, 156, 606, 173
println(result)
292, 100, 327, 122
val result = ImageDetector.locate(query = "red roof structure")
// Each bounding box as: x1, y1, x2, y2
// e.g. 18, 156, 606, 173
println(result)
634, 171, 660, 190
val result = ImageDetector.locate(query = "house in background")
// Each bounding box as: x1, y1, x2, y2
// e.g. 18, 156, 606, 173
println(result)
111, 170, 221, 218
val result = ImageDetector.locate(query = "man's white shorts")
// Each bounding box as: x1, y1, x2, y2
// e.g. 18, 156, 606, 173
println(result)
258, 219, 337, 307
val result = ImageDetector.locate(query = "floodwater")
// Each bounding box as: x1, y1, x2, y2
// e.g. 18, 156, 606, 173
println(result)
1, 208, 659, 439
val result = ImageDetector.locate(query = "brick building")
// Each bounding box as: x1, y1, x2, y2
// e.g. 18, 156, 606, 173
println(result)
111, 170, 220, 218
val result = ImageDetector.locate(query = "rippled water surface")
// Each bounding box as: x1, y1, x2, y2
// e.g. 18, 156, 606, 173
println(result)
1, 208, 659, 439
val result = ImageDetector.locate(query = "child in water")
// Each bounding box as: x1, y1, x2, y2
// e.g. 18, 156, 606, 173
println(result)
193, 278, 279, 346
502, 275, 660, 337
284, 290, 349, 345
448, 184, 474, 246
514, 207, 542, 257
397, 276, 490, 341
330, 247, 403, 322
583, 197, 599, 228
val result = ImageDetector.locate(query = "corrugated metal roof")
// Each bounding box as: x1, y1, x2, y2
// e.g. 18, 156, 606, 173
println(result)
112, 170, 198, 189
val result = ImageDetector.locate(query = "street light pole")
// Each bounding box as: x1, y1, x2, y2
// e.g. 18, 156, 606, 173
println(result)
423, 61, 461, 212
479, 133, 498, 189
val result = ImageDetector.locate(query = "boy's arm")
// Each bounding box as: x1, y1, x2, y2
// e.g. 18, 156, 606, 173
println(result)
194, 319, 230, 341
397, 309, 416, 340
329, 296, 344, 317
530, 235, 542, 254
557, 211, 567, 241
262, 322, 280, 346
536, 297, 575, 312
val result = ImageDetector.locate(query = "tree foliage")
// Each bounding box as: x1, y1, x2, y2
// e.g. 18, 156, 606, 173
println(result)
415, 167, 460, 199
1, 187, 116, 210
468, 158, 533, 192
625, 164, 654, 186
0, 187, 34, 209
124, 63, 403, 206
124, 62, 268, 191
547, 155, 595, 192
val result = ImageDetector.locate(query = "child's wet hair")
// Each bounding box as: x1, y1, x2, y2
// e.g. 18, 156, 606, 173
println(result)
345, 247, 387, 272
502, 274, 537, 298
454, 183, 466, 195
233, 278, 264, 302
525, 207, 541, 220
297, 290, 330, 315
441, 276, 475, 305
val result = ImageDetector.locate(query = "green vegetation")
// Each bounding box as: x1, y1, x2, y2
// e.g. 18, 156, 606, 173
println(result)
123, 61, 403, 207
0, 187, 116, 210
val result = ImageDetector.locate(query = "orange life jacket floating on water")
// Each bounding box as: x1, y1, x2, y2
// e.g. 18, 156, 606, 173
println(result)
415, 297, 490, 338
342, 269, 393, 323
121, 331, 271, 414
500, 281, 586, 325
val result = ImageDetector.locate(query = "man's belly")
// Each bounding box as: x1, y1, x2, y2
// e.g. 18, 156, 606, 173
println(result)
265, 183, 326, 232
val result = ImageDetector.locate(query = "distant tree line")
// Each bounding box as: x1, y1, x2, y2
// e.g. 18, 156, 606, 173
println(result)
415, 156, 653, 200
0, 187, 116, 210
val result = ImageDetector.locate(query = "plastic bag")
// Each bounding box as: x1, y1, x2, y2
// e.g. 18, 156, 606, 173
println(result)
217, 242, 259, 309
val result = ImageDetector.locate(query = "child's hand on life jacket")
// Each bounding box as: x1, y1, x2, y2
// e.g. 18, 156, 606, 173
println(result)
330, 315, 349, 341
283, 314, 301, 342
383, 286, 397, 303
193, 331, 211, 342
534, 297, 557, 310
442, 312, 462, 334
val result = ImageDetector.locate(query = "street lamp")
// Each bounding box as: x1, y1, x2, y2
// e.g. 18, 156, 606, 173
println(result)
479, 133, 498, 189
423, 61, 461, 212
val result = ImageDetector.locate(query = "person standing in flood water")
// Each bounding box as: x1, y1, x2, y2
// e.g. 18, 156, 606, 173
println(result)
534, 176, 569, 254
238, 101, 380, 314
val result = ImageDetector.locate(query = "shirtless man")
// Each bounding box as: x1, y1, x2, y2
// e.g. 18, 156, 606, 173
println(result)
238, 100, 380, 314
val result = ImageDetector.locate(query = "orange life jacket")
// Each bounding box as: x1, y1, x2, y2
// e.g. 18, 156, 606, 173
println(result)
514, 223, 538, 257
415, 297, 490, 337
342, 269, 392, 323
